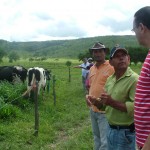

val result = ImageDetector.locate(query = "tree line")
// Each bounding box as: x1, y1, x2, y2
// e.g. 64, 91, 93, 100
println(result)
0, 35, 148, 63
0, 48, 19, 63
78, 46, 148, 63
0, 45, 147, 64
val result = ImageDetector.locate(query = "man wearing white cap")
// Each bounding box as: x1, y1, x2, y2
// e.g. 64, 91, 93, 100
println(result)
74, 57, 90, 93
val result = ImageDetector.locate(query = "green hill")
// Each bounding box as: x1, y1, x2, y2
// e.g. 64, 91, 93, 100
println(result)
0, 35, 140, 58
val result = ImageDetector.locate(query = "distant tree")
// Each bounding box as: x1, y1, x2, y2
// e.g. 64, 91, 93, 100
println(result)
41, 57, 47, 61
29, 57, 34, 61
0, 48, 6, 62
65, 61, 72, 82
8, 51, 20, 63
29, 58, 34, 61
33, 52, 40, 57
127, 46, 147, 63
34, 57, 41, 61
78, 51, 91, 61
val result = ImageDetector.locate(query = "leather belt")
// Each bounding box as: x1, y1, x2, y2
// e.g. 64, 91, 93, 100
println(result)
109, 124, 130, 130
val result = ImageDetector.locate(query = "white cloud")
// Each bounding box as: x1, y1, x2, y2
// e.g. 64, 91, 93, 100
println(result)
0, 0, 149, 41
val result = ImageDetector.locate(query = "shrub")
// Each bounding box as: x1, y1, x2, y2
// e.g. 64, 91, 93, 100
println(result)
130, 62, 135, 66
0, 103, 21, 119
136, 61, 142, 66
0, 81, 30, 119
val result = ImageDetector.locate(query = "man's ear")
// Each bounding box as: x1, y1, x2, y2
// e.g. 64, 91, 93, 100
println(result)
139, 23, 146, 33
127, 55, 131, 65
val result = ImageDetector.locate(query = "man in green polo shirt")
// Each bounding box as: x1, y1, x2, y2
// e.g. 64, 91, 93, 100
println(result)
88, 44, 139, 150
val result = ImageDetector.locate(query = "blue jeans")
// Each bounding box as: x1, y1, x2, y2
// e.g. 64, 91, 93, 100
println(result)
82, 76, 86, 91
107, 125, 136, 150
90, 109, 107, 150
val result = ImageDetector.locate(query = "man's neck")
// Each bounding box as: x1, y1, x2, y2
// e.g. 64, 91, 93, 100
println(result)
95, 60, 106, 67
115, 68, 127, 80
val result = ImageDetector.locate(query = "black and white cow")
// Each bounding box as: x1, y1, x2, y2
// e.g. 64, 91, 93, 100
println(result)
0, 66, 27, 83
27, 67, 51, 96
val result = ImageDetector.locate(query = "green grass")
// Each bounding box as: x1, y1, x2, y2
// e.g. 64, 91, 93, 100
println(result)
0, 59, 142, 150
0, 59, 93, 150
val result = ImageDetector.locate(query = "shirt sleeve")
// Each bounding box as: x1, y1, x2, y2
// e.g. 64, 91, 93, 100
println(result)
125, 74, 139, 117
125, 101, 134, 117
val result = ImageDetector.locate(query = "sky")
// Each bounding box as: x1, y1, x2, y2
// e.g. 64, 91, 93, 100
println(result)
0, 0, 149, 42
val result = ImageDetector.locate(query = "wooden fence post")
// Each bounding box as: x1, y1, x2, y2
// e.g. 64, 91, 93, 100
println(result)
47, 80, 50, 93
69, 67, 71, 82
52, 75, 56, 106
34, 81, 39, 136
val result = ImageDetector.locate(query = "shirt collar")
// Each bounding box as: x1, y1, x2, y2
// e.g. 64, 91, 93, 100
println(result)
112, 67, 133, 82
93, 60, 109, 67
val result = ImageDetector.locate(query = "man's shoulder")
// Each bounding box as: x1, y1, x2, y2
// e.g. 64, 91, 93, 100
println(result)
131, 72, 139, 81
107, 74, 114, 80
104, 60, 113, 67
104, 61, 114, 73
105, 60, 110, 64
128, 67, 139, 80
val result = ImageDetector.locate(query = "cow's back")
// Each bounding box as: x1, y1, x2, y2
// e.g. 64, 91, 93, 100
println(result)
0, 66, 14, 82
0, 66, 27, 83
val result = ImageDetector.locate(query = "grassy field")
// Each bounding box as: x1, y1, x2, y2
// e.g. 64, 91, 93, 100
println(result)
0, 59, 142, 150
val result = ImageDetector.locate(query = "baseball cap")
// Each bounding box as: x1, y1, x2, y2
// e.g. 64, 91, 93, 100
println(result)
110, 44, 128, 58
87, 58, 93, 61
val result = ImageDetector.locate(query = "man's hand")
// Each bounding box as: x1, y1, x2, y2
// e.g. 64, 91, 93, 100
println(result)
142, 134, 150, 150
85, 95, 92, 107
87, 95, 103, 109
100, 92, 127, 112
100, 92, 112, 106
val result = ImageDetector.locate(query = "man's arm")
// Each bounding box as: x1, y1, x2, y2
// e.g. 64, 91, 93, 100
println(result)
100, 93, 127, 112
73, 66, 81, 68
73, 66, 87, 69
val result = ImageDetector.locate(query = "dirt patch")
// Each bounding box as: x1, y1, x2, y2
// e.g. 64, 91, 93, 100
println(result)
47, 117, 91, 149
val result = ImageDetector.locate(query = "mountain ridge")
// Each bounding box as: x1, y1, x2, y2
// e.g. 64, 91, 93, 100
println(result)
0, 35, 139, 58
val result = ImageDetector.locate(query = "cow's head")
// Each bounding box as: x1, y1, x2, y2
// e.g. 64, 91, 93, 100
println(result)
13, 66, 27, 83
45, 69, 51, 80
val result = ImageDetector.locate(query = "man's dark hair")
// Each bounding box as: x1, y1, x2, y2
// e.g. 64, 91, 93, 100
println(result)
134, 6, 150, 29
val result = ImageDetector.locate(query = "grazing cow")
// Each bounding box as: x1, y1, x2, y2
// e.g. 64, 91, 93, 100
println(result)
0, 66, 27, 83
27, 67, 51, 96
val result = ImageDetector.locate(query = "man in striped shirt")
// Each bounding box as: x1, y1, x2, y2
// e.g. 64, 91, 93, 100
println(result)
132, 6, 150, 150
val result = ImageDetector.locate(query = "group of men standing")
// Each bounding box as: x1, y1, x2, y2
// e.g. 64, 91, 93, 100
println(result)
78, 6, 150, 150
86, 42, 138, 150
